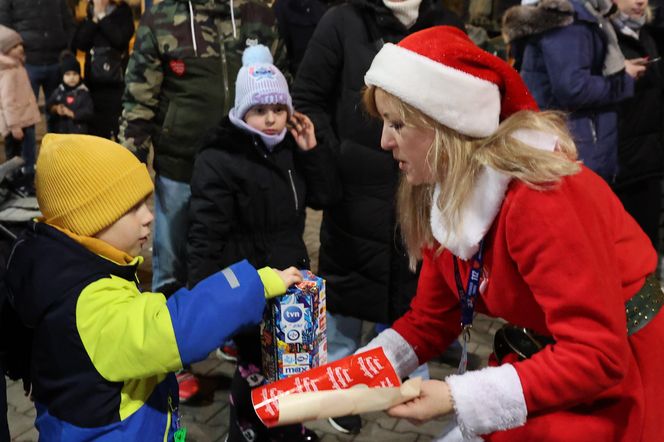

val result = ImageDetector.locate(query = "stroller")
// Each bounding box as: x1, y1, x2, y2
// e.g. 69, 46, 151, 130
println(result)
0, 155, 40, 440
0, 156, 40, 242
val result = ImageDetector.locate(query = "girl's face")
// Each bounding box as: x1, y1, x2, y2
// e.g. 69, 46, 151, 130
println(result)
375, 89, 436, 185
7, 44, 24, 64
614, 0, 648, 19
244, 104, 289, 135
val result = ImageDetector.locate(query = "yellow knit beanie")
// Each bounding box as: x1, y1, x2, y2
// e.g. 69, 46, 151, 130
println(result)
36, 134, 154, 236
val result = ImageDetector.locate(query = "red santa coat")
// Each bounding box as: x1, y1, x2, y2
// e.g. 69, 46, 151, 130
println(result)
392, 166, 664, 441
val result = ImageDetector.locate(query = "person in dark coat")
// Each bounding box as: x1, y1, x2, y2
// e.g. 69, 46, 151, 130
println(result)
46, 53, 94, 134
291, 4, 463, 430
71, 0, 134, 139
502, 0, 644, 182
610, 0, 664, 248
273, 0, 335, 75
0, 0, 75, 134
187, 45, 339, 442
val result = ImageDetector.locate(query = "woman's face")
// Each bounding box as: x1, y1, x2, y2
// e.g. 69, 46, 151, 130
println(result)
614, 0, 648, 19
375, 89, 436, 185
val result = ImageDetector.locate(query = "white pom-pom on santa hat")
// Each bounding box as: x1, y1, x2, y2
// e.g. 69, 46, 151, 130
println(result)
365, 26, 538, 138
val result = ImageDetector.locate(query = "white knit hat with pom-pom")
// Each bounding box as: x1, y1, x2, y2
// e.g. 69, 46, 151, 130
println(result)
232, 44, 293, 119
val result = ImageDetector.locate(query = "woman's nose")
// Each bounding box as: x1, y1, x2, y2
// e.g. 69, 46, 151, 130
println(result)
380, 124, 395, 150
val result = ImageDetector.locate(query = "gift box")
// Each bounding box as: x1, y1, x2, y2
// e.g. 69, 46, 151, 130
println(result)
261, 270, 327, 381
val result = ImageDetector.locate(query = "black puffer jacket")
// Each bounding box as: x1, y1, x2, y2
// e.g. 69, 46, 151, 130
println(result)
292, 0, 463, 323
613, 23, 664, 187
0, 0, 74, 65
187, 117, 340, 287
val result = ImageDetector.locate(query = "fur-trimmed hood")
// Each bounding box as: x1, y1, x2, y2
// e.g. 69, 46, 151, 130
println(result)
502, 0, 575, 43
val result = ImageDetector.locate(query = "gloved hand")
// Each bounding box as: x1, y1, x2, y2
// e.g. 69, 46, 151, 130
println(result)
257, 266, 303, 299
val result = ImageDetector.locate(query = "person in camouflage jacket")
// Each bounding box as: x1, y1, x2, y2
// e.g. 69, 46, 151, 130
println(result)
118, 0, 284, 295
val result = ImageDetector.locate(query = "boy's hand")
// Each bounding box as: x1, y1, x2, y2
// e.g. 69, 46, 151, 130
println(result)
258, 266, 303, 299
276, 266, 303, 287
289, 111, 317, 151
11, 127, 23, 140
61, 106, 75, 118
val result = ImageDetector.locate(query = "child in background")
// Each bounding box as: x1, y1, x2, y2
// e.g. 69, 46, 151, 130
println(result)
187, 44, 339, 441
0, 25, 40, 195
4, 134, 302, 441
46, 53, 94, 134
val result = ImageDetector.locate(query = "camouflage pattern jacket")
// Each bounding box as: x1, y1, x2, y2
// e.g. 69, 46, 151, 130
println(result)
119, 0, 283, 182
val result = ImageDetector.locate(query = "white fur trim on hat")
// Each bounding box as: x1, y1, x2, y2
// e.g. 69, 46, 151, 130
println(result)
364, 43, 501, 138
446, 364, 528, 438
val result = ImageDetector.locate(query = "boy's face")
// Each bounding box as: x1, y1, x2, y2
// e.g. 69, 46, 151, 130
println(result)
95, 199, 154, 256
63, 71, 80, 88
7, 44, 24, 63
243, 104, 289, 136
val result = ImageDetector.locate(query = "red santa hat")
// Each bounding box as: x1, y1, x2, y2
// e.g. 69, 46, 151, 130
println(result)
364, 26, 538, 138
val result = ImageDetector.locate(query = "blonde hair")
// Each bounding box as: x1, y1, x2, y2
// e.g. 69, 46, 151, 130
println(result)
363, 86, 581, 268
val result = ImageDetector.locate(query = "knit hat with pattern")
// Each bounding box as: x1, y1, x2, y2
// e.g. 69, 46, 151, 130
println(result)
231, 44, 293, 119
36, 134, 154, 236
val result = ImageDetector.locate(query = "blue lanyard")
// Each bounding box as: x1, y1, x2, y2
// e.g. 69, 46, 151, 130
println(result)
452, 240, 484, 373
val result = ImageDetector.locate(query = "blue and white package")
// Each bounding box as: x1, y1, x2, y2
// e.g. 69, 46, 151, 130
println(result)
261, 270, 327, 381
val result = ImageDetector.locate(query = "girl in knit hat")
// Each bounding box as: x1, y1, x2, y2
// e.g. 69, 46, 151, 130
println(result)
356, 26, 663, 441
187, 44, 339, 441
0, 25, 40, 195
4, 134, 304, 441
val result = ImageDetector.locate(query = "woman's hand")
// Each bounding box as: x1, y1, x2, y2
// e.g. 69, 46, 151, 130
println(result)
289, 111, 317, 151
275, 266, 303, 288
625, 58, 647, 79
387, 380, 454, 424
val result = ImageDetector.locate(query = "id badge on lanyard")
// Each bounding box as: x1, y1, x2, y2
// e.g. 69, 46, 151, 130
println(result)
453, 240, 484, 374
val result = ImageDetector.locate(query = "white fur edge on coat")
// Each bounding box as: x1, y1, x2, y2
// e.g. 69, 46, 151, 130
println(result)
430, 129, 558, 260
358, 328, 420, 379
446, 364, 527, 438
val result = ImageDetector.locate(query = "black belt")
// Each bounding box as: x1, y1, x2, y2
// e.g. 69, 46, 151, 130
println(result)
626, 274, 663, 336
494, 275, 663, 364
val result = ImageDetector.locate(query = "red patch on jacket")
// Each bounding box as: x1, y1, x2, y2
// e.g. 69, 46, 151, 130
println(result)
169, 59, 186, 76
66, 96, 74, 105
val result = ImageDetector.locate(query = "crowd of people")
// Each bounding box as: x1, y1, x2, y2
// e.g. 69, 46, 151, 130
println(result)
0, 0, 663, 441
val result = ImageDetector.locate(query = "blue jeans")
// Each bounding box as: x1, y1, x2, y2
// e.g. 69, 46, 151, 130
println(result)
152, 175, 191, 293
4, 125, 36, 174
25, 63, 60, 133
327, 313, 430, 380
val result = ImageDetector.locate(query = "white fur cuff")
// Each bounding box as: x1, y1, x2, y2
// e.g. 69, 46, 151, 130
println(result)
358, 328, 420, 379
446, 364, 527, 438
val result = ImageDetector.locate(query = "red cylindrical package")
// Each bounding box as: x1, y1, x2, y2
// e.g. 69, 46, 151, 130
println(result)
252, 348, 404, 427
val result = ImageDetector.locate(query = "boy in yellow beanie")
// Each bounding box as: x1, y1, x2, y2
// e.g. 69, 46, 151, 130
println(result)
4, 134, 301, 441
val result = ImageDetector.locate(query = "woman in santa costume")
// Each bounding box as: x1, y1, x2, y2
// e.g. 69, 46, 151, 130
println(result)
360, 25, 664, 441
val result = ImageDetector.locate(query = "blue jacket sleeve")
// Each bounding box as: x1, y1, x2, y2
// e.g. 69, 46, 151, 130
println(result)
166, 259, 266, 365
540, 25, 634, 109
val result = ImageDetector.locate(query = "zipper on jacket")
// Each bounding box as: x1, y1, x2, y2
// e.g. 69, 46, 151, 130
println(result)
589, 119, 597, 144
219, 43, 230, 112
288, 169, 299, 211
164, 396, 174, 442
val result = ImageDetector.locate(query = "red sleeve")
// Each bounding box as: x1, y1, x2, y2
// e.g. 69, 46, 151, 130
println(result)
392, 248, 462, 364
505, 184, 631, 414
